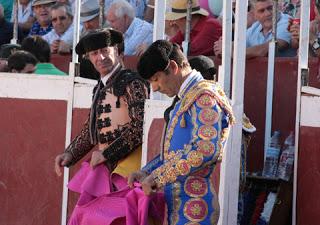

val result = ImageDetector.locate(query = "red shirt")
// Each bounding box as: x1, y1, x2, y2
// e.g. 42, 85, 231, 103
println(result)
170, 16, 222, 56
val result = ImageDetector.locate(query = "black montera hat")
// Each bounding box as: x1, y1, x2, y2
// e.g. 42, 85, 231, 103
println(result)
137, 40, 175, 80
75, 29, 123, 55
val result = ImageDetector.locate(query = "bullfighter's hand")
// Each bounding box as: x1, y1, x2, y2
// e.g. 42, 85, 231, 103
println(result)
141, 174, 157, 196
128, 170, 149, 188
54, 152, 72, 176
90, 150, 106, 168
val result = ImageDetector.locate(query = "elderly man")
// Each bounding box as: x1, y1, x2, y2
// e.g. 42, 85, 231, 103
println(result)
42, 2, 74, 53
129, 40, 234, 225
54, 29, 149, 221
80, 0, 101, 34
166, 0, 222, 56
105, 0, 149, 20
106, 0, 153, 56
29, 0, 56, 36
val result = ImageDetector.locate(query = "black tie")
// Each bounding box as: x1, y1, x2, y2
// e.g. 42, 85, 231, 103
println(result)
164, 95, 180, 124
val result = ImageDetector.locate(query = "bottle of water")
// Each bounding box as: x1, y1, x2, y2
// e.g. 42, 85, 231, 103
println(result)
277, 131, 295, 181
263, 131, 281, 177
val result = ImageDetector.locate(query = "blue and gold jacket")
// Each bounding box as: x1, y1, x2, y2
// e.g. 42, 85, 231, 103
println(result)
143, 71, 234, 225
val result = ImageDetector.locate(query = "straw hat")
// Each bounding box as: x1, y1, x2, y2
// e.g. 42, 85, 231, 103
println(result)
32, 0, 56, 7
166, 0, 209, 21
80, 0, 100, 23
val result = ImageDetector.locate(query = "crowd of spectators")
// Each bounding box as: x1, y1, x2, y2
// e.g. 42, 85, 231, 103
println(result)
0, 0, 317, 77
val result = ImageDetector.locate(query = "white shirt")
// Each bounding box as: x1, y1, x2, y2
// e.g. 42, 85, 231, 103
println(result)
178, 69, 197, 99
101, 63, 121, 85
124, 17, 153, 55
42, 23, 80, 46
10, 1, 33, 23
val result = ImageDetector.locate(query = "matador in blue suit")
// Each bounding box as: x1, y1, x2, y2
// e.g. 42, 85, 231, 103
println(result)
129, 40, 235, 225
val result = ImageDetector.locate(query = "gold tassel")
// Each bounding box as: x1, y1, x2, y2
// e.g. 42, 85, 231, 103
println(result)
180, 113, 186, 128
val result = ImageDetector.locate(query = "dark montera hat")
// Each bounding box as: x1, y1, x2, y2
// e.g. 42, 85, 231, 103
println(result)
75, 29, 123, 55
138, 40, 179, 80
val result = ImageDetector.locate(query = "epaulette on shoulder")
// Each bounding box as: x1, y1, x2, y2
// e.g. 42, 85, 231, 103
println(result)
180, 80, 235, 124
113, 69, 147, 97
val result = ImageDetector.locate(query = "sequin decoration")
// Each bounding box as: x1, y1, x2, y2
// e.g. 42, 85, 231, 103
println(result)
198, 125, 217, 140
185, 222, 201, 225
171, 183, 181, 225
197, 140, 215, 157
198, 108, 219, 125
187, 151, 203, 167
183, 198, 208, 222
192, 166, 211, 177
165, 167, 179, 183
196, 94, 216, 108
184, 176, 208, 198
176, 159, 191, 176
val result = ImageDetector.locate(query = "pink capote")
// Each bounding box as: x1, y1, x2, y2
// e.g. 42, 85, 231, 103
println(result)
67, 162, 165, 225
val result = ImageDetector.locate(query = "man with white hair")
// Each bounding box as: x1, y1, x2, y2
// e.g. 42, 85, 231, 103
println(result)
106, 0, 153, 56
105, 0, 148, 20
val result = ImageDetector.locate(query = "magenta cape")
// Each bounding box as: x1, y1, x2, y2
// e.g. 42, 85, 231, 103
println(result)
67, 162, 165, 225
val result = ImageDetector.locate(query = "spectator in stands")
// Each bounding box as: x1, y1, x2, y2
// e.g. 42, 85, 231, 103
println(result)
7, 50, 38, 73
21, 35, 66, 75
246, 0, 293, 58
106, 0, 153, 56
214, 0, 294, 58
29, 0, 56, 36
0, 3, 26, 45
0, 43, 21, 72
42, 2, 74, 54
189, 55, 216, 80
10, 0, 35, 34
289, 1, 320, 57
280, 0, 300, 18
80, 0, 103, 36
105, 0, 149, 21
166, 0, 222, 56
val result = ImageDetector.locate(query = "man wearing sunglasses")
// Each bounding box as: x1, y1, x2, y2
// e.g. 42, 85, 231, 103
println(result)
42, 2, 75, 54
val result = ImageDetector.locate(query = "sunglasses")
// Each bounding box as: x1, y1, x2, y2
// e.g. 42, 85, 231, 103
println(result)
52, 16, 67, 22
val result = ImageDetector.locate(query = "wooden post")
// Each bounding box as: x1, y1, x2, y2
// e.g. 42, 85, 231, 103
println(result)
263, 0, 278, 166
218, 1, 247, 224
219, 0, 233, 97
11, 0, 18, 44
293, 0, 310, 224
